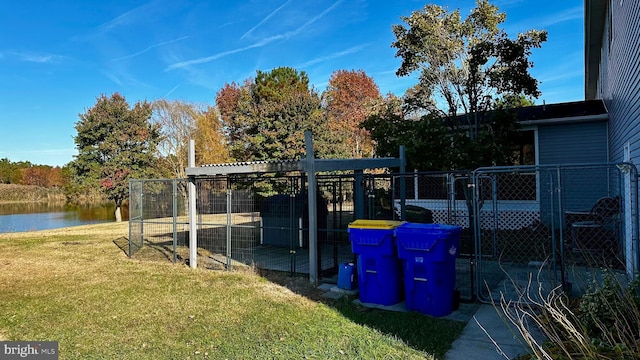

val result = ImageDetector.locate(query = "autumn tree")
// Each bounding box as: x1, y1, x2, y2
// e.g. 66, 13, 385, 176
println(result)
322, 70, 381, 158
368, 0, 547, 171
0, 160, 67, 187
48, 166, 67, 188
216, 67, 329, 162
216, 81, 252, 161
152, 100, 228, 179
195, 106, 229, 166
152, 99, 196, 179
72, 93, 161, 221
21, 166, 51, 187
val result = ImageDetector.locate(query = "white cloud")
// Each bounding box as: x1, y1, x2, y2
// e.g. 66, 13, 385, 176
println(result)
297, 44, 368, 69
163, 83, 181, 98
166, 1, 344, 71
166, 35, 284, 70
241, 0, 293, 40
95, 0, 159, 35
537, 6, 583, 27
112, 36, 189, 62
2, 51, 63, 64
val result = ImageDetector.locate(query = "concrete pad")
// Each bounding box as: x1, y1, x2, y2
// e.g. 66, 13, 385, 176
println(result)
317, 283, 334, 291
321, 291, 344, 300
329, 286, 358, 296
353, 299, 480, 322
353, 299, 408, 313
320, 279, 542, 360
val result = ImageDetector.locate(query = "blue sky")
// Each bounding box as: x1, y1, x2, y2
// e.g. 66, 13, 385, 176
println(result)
0, 0, 584, 167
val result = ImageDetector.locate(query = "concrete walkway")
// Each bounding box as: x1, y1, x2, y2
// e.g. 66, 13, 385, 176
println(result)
445, 304, 537, 360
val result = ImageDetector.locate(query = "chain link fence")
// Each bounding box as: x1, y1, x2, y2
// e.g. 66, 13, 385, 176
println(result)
390, 164, 638, 303
471, 164, 638, 303
130, 163, 639, 304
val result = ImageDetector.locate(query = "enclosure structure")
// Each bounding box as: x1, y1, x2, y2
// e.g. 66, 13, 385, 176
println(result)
130, 158, 640, 305
179, 133, 405, 283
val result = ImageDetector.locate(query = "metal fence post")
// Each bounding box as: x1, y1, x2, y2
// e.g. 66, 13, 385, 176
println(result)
226, 181, 232, 270
399, 145, 406, 220
305, 131, 318, 284
172, 179, 178, 264
140, 181, 144, 254
188, 140, 197, 269
128, 180, 133, 257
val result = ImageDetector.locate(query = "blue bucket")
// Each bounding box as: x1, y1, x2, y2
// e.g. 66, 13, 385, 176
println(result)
337, 262, 356, 290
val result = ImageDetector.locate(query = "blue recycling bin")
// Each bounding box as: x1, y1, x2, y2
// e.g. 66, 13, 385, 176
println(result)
348, 220, 405, 306
395, 223, 461, 317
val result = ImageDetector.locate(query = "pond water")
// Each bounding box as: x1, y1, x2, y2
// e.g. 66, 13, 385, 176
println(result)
0, 202, 130, 233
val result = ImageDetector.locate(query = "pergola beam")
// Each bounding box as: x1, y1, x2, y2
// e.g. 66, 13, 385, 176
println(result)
186, 132, 406, 283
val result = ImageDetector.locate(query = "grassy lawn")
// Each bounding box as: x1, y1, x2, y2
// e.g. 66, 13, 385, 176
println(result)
0, 222, 464, 359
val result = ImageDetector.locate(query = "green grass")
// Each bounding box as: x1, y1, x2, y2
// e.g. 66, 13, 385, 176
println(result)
332, 297, 465, 358
0, 222, 464, 359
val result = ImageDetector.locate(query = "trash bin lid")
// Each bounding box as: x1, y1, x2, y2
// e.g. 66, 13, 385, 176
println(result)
348, 219, 406, 230
395, 222, 461, 233
394, 223, 462, 252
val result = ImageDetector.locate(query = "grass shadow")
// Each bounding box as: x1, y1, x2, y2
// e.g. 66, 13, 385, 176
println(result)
258, 269, 465, 359
331, 296, 466, 359
112, 236, 129, 256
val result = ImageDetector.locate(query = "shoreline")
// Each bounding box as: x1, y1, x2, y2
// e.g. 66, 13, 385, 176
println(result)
0, 220, 129, 238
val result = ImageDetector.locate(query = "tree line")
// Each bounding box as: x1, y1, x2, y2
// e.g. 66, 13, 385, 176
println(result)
0, 158, 69, 188
9, 1, 547, 221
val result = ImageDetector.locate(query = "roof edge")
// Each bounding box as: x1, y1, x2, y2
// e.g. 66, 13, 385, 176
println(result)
519, 113, 608, 126
585, 0, 608, 100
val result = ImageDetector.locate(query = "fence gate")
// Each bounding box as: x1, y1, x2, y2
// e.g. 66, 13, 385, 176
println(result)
472, 167, 560, 303
473, 164, 639, 304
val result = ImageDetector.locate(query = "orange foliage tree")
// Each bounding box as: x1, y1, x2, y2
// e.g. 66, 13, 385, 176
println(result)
322, 70, 382, 158
20, 166, 50, 187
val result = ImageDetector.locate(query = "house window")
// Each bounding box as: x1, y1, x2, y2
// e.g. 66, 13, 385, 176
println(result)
512, 130, 535, 165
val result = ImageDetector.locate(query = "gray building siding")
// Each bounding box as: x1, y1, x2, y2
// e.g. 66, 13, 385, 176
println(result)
537, 122, 608, 165
591, 0, 640, 164
536, 122, 609, 225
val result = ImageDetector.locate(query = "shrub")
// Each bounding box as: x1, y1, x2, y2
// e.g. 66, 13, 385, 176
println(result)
498, 269, 640, 359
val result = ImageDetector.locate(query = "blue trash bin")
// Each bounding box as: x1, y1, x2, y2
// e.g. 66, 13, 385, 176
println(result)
395, 223, 461, 317
348, 220, 405, 306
